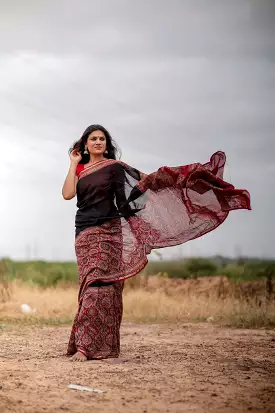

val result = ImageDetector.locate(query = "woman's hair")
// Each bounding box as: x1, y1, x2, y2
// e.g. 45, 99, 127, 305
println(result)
70, 124, 120, 164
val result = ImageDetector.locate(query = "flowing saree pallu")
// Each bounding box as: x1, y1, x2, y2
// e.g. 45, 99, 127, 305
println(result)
67, 151, 251, 358
74, 151, 251, 287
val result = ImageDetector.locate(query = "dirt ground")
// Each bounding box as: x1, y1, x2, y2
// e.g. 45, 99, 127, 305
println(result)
0, 323, 274, 413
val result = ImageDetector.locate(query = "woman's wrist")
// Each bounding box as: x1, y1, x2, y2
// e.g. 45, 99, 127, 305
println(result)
69, 162, 78, 170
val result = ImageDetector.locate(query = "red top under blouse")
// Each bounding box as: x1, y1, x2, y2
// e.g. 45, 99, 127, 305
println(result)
76, 164, 85, 177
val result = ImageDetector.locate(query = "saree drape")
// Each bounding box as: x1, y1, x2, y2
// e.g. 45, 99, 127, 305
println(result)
67, 151, 251, 359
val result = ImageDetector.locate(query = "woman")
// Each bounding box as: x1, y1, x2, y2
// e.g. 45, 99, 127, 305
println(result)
62, 124, 251, 362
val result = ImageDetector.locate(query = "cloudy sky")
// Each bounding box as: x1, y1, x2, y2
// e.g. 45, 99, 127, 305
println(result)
0, 0, 274, 261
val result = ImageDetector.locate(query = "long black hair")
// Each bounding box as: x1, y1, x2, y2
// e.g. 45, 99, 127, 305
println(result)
70, 124, 121, 164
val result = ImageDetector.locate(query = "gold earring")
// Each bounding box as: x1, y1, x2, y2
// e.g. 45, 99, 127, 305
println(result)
84, 147, 89, 155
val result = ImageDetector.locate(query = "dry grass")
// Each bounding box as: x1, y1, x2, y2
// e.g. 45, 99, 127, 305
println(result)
0, 260, 12, 304
123, 289, 275, 327
0, 281, 76, 324
0, 279, 274, 328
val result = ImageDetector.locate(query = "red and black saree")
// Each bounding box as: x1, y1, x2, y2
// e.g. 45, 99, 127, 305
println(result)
67, 152, 251, 359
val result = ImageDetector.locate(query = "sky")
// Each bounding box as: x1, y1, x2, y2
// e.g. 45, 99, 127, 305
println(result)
0, 0, 274, 261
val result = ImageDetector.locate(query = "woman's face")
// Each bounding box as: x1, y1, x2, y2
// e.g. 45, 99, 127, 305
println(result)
86, 130, 107, 155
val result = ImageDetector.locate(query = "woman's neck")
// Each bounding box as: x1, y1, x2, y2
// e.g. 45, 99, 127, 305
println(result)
88, 155, 105, 164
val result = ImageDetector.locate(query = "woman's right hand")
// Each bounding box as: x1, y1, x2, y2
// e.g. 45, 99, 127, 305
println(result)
70, 149, 82, 164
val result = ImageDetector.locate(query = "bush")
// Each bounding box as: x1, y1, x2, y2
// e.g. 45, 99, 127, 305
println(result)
0, 259, 78, 287
1, 257, 275, 287
145, 257, 275, 283
221, 260, 275, 283
183, 258, 218, 277
144, 258, 218, 279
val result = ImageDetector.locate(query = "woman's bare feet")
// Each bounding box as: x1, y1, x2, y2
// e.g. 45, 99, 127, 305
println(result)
69, 351, 88, 362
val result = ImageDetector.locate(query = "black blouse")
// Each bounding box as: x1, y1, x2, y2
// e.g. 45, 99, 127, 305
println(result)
75, 160, 144, 236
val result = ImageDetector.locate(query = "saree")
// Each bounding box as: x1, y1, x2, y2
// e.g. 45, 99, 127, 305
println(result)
67, 151, 251, 359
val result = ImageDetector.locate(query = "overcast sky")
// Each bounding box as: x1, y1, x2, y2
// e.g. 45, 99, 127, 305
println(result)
0, 0, 274, 261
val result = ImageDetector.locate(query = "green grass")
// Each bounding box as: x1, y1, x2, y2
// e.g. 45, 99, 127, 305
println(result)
144, 257, 275, 283
1, 256, 275, 287
1, 259, 78, 287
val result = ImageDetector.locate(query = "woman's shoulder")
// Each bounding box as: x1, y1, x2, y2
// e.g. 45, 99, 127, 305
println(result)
76, 164, 85, 177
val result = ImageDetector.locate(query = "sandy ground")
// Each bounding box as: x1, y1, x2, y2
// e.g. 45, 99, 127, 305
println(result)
0, 323, 274, 413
